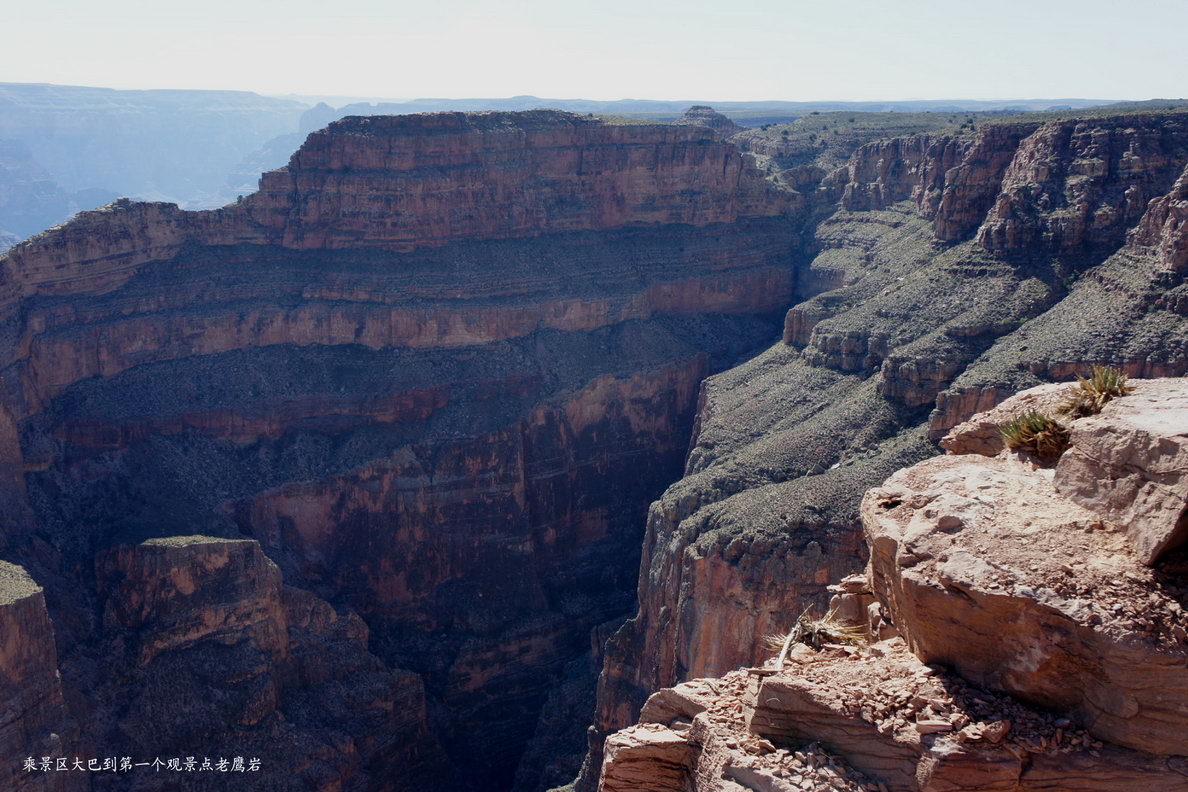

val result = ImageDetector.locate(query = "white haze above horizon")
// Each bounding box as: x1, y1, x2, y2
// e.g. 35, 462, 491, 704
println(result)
4, 0, 1184, 103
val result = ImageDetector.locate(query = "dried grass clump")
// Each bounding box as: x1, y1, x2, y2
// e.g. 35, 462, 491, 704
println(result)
767, 607, 867, 666
1058, 365, 1134, 418
1000, 409, 1070, 461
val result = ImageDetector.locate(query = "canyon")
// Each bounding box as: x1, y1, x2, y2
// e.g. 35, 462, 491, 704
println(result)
0, 83, 307, 239
0, 103, 1186, 792
3, 81, 1098, 245
0, 109, 796, 792
578, 107, 1188, 788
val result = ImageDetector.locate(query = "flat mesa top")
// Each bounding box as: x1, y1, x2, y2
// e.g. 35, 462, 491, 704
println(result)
141, 535, 250, 549
0, 559, 41, 605
325, 109, 604, 136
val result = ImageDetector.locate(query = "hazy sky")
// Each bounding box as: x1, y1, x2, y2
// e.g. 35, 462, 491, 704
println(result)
5, 0, 1185, 101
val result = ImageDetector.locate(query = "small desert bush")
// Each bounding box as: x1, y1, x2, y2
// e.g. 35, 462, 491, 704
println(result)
1059, 365, 1133, 417
766, 608, 866, 665
1000, 409, 1070, 460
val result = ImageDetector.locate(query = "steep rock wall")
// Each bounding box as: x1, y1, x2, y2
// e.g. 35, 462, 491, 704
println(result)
0, 561, 79, 792
0, 110, 797, 792
978, 114, 1188, 254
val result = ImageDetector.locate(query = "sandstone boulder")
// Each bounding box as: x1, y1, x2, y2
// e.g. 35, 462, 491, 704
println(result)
1054, 377, 1188, 564
599, 724, 692, 792
863, 452, 1188, 755
600, 670, 874, 792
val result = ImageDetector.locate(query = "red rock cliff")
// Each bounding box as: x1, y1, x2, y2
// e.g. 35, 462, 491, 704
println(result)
0, 110, 797, 792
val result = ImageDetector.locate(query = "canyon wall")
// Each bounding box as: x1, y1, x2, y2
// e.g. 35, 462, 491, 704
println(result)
0, 111, 797, 791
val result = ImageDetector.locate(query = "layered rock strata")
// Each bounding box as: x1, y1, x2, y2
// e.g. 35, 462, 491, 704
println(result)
82, 536, 450, 791
0, 561, 79, 792
0, 110, 797, 791
6, 103, 1188, 792
836, 112, 1188, 259
866, 380, 1188, 761
600, 638, 1188, 792
674, 106, 743, 138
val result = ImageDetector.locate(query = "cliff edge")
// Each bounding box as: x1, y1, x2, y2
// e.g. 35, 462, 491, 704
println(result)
596, 377, 1188, 791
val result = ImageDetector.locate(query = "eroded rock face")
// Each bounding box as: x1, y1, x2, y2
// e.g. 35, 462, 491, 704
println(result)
838, 123, 1038, 243
1054, 378, 1188, 564
598, 641, 1188, 792
597, 382, 1188, 792
82, 537, 451, 791
99, 537, 288, 666
0, 111, 787, 317
977, 115, 1188, 255
0, 110, 797, 791
7, 102, 1188, 792
745, 640, 1188, 792
0, 562, 79, 792
835, 114, 1188, 259
840, 133, 968, 213
866, 388, 1188, 755
930, 124, 1041, 242
600, 670, 876, 792
0, 112, 794, 423
674, 106, 743, 138
248, 112, 785, 251
583, 110, 1188, 791
1132, 162, 1188, 272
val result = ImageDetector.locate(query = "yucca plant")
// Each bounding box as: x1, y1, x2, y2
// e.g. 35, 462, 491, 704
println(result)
1000, 409, 1070, 460
767, 607, 867, 667
1059, 365, 1134, 417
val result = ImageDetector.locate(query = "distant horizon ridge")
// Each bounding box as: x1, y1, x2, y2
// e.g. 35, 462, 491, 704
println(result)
0, 81, 1143, 109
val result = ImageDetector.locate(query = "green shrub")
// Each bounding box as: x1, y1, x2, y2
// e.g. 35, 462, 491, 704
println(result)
1059, 365, 1133, 417
1000, 409, 1070, 460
